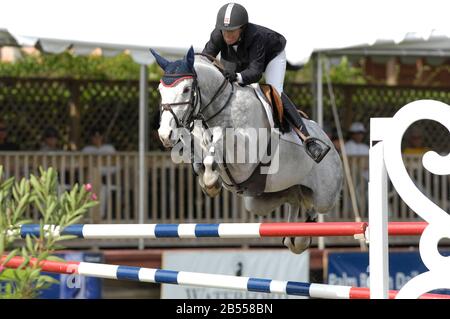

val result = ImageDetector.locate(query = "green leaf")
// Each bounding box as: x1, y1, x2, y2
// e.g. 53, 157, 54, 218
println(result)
29, 268, 41, 280
20, 247, 28, 259
45, 255, 66, 262
83, 201, 99, 209
49, 245, 65, 251
18, 219, 33, 225
38, 252, 50, 261
0, 268, 17, 280
38, 275, 59, 285
0, 177, 15, 192
44, 201, 57, 221
54, 235, 77, 242
12, 269, 23, 281
12, 185, 19, 203
25, 235, 34, 253
1, 249, 19, 265
13, 193, 31, 222
0, 235, 4, 255
33, 201, 45, 216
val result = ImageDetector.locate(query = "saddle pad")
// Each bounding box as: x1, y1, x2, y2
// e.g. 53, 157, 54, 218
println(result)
252, 84, 303, 147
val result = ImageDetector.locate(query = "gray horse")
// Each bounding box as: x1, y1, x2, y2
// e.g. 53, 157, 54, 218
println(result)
151, 47, 343, 254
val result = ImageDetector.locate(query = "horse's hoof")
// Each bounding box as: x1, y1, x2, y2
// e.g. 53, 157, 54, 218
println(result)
283, 236, 312, 254
204, 181, 222, 197
205, 187, 221, 197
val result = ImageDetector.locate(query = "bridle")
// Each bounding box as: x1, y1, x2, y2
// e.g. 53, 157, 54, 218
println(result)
159, 55, 234, 131
158, 54, 242, 191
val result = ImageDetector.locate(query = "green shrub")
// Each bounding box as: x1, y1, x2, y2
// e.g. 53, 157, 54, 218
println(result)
0, 166, 98, 298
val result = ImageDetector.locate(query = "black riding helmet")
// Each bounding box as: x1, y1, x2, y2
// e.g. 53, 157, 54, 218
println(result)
216, 3, 248, 31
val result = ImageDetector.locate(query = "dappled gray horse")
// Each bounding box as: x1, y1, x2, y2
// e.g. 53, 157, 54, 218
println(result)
151, 47, 343, 254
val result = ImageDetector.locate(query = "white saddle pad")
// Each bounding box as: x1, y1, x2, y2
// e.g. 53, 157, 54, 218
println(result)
252, 84, 304, 146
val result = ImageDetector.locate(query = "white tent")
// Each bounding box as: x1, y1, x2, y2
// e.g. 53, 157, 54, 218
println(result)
3, 0, 450, 63
1, 0, 450, 248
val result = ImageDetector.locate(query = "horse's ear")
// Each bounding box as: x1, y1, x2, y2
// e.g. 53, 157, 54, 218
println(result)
150, 48, 170, 70
186, 46, 195, 70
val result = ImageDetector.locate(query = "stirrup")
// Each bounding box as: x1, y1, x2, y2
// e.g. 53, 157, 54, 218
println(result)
304, 137, 331, 164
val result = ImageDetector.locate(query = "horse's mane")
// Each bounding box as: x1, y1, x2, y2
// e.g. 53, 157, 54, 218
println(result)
194, 53, 224, 73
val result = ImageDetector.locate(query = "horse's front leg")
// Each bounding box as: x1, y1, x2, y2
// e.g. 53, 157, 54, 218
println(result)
202, 127, 223, 197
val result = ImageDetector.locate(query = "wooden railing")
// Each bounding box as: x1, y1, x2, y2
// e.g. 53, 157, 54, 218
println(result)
1, 152, 448, 247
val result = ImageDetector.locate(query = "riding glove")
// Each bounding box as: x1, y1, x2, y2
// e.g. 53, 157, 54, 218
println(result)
224, 70, 238, 83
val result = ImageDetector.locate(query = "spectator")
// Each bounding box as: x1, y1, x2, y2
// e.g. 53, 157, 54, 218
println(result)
344, 122, 369, 156
40, 127, 62, 151
82, 128, 117, 218
331, 133, 342, 154
403, 129, 431, 155
82, 128, 116, 154
0, 119, 19, 151
323, 125, 341, 154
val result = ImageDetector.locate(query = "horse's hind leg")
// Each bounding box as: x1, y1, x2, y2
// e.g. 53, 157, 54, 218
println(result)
282, 186, 319, 254
283, 203, 314, 254
243, 186, 298, 217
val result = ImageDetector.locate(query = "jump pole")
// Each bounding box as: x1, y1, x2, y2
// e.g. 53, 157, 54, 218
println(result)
2, 256, 449, 300
11, 222, 427, 240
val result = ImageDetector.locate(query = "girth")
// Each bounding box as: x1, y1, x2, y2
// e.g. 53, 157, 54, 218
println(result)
220, 132, 273, 196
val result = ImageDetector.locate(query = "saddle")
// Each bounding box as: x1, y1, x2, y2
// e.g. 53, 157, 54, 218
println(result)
259, 84, 309, 133
258, 84, 331, 163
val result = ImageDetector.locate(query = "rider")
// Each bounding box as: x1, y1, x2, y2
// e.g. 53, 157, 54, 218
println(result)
202, 2, 329, 163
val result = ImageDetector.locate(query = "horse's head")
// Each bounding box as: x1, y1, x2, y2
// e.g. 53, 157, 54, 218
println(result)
151, 47, 227, 197
150, 46, 197, 148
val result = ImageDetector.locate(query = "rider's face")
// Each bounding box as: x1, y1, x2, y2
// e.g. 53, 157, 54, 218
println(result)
222, 29, 242, 45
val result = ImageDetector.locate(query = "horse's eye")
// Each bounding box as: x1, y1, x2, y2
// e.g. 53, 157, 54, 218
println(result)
183, 87, 190, 94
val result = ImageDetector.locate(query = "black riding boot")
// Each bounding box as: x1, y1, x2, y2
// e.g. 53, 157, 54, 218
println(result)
280, 93, 330, 163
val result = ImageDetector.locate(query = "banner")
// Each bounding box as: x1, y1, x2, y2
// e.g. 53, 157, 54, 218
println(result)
40, 252, 103, 299
161, 249, 309, 299
327, 250, 450, 294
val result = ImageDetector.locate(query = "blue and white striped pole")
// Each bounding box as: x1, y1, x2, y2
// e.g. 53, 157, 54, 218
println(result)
13, 222, 372, 239
3, 256, 448, 299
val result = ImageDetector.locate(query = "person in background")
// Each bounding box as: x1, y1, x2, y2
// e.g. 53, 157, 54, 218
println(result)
82, 128, 116, 154
344, 122, 369, 156
82, 128, 117, 218
0, 119, 19, 151
330, 131, 342, 154
403, 128, 431, 155
40, 126, 62, 151
323, 125, 341, 154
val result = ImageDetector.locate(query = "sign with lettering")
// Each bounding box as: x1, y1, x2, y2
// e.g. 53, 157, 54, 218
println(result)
161, 249, 309, 299
327, 251, 450, 294
40, 252, 103, 299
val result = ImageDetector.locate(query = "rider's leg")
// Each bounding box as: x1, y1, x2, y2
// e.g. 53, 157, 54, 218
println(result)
264, 50, 286, 94
265, 51, 329, 163
284, 93, 329, 163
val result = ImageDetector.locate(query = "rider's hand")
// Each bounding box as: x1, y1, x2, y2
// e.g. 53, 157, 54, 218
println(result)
224, 70, 237, 83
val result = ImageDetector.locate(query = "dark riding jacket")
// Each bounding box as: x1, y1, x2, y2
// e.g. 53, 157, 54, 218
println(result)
203, 23, 286, 85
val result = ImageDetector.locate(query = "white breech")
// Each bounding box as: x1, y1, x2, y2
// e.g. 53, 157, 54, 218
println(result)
264, 50, 286, 94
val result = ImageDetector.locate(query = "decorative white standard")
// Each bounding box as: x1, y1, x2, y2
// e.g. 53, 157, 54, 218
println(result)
369, 100, 450, 299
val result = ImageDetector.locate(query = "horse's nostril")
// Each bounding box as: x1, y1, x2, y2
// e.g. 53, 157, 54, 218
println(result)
168, 130, 173, 140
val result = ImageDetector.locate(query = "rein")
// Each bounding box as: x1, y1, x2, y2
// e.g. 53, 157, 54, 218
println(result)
158, 53, 241, 191
158, 55, 232, 131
